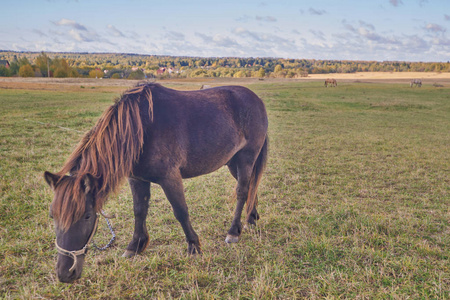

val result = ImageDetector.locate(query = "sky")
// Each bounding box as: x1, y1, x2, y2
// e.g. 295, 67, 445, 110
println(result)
1, 0, 449, 62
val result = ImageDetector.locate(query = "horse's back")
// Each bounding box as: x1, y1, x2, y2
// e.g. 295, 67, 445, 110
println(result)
151, 84, 267, 137
153, 84, 265, 113
133, 84, 267, 181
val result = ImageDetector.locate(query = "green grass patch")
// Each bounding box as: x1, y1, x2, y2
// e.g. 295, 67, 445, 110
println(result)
0, 81, 449, 298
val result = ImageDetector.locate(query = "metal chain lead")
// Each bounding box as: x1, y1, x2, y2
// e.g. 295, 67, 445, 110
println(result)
93, 210, 116, 251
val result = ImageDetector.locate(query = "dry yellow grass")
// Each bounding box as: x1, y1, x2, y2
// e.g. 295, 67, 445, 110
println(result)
1, 71, 449, 92
307, 71, 450, 80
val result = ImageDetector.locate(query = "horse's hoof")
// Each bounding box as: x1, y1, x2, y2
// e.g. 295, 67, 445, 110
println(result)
188, 244, 202, 255
122, 250, 137, 258
225, 234, 239, 243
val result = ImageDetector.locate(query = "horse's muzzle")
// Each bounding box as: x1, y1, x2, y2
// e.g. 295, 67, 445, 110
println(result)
56, 254, 85, 283
58, 269, 80, 283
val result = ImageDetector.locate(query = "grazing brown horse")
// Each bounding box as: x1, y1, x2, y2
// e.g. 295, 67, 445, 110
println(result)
410, 79, 422, 87
324, 78, 337, 87
44, 83, 268, 283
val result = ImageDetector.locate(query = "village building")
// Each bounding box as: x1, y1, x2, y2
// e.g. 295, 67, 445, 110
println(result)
0, 60, 10, 68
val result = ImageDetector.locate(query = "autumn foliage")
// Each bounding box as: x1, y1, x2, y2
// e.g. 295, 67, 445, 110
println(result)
1, 51, 448, 79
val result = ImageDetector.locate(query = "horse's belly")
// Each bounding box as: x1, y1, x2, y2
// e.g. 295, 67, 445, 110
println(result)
180, 138, 243, 178
133, 133, 245, 181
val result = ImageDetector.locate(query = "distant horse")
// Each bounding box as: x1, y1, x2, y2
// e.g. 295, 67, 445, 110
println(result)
324, 78, 337, 87
410, 79, 422, 87
44, 83, 268, 283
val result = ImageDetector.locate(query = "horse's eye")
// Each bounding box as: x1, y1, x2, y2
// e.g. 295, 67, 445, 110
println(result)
85, 214, 91, 220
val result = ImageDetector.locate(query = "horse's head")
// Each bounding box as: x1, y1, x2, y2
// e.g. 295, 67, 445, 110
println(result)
44, 171, 98, 283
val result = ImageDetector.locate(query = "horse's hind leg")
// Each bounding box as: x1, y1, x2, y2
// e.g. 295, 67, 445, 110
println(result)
227, 163, 259, 227
123, 178, 150, 258
247, 195, 260, 225
159, 175, 201, 254
225, 151, 257, 243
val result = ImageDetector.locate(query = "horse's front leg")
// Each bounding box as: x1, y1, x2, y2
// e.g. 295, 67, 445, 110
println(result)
159, 175, 201, 254
122, 178, 150, 258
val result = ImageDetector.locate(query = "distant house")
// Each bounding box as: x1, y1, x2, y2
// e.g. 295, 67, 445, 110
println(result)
157, 67, 166, 75
0, 60, 10, 69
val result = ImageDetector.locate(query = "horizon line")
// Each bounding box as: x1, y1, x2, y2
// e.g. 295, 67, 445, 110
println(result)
1, 50, 449, 64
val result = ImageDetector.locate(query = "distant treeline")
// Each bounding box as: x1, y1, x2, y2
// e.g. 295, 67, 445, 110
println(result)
1, 51, 449, 79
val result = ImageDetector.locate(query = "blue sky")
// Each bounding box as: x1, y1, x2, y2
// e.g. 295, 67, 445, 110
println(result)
1, 0, 449, 62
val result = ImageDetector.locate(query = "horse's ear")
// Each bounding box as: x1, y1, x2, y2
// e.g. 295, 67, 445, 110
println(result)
81, 173, 96, 194
44, 171, 61, 190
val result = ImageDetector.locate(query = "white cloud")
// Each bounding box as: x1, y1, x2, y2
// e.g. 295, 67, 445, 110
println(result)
165, 31, 185, 41
233, 27, 264, 42
342, 20, 357, 33
358, 28, 387, 42
431, 36, 450, 46
53, 18, 87, 31
68, 29, 83, 42
32, 29, 47, 37
309, 29, 325, 41
425, 23, 446, 33
196, 32, 239, 48
402, 34, 429, 50
255, 15, 277, 22
50, 18, 115, 45
107, 25, 125, 37
68, 29, 95, 42
359, 21, 375, 31
232, 27, 299, 56
235, 15, 251, 22
213, 35, 240, 48
309, 8, 327, 15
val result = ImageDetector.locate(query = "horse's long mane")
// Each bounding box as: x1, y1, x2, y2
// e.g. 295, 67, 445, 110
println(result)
52, 83, 154, 229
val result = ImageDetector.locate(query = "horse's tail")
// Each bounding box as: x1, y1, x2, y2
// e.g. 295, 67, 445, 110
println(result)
246, 135, 268, 222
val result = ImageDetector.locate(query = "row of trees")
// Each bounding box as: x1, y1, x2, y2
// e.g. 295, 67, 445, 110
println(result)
1, 51, 449, 79
0, 53, 80, 78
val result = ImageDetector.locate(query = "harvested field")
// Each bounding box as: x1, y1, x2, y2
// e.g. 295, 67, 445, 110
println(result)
1, 72, 448, 92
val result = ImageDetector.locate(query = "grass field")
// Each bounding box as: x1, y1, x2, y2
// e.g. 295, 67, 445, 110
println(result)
0, 79, 449, 298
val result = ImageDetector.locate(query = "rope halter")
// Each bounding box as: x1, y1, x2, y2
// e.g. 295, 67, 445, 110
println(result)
55, 215, 99, 273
